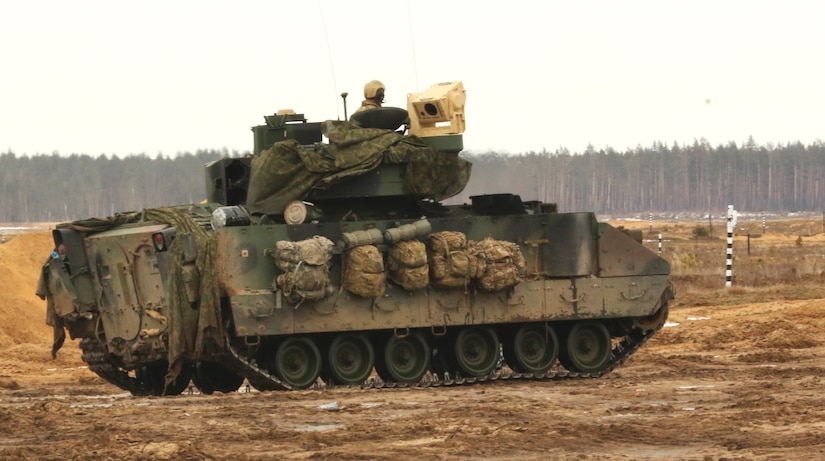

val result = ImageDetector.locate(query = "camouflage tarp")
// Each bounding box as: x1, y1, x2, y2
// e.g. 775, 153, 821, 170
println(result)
246, 121, 471, 215
56, 211, 143, 232
142, 208, 223, 390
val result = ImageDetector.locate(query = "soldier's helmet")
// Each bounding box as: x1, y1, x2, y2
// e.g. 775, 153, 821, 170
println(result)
364, 80, 385, 101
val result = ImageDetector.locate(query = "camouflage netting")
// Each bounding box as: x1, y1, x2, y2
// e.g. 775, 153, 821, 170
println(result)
142, 208, 223, 389
245, 121, 471, 215
57, 211, 144, 232
59, 207, 222, 388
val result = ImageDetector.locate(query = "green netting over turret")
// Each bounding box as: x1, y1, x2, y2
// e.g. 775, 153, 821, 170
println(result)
245, 121, 470, 215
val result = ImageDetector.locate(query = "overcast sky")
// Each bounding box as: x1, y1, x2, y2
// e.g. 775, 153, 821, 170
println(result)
1, 1, 823, 158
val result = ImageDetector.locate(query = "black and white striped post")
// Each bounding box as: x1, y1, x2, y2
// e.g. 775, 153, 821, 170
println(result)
726, 205, 737, 288
658, 233, 662, 255
762, 214, 766, 234
649, 213, 653, 232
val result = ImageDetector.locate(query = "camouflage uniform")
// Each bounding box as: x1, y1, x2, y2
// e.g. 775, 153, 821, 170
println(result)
36, 252, 66, 359
353, 99, 381, 114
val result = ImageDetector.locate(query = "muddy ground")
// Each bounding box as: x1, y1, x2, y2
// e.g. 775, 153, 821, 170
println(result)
1, 226, 823, 460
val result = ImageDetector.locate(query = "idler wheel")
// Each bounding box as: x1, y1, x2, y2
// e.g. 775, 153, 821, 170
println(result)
375, 332, 430, 384
505, 324, 558, 374
635, 303, 670, 332
453, 326, 500, 377
274, 337, 322, 389
327, 333, 375, 385
559, 321, 612, 373
193, 362, 244, 394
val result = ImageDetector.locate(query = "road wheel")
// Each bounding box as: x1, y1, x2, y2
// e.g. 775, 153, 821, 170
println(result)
454, 326, 500, 377
559, 321, 612, 373
135, 361, 192, 396
376, 332, 430, 384
327, 333, 374, 385
193, 362, 244, 394
274, 337, 322, 389
506, 324, 558, 373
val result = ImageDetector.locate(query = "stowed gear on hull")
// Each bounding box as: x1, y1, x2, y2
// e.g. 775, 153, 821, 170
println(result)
39, 81, 674, 395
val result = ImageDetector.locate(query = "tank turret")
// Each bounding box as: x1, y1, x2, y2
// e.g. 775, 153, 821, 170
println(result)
206, 81, 470, 223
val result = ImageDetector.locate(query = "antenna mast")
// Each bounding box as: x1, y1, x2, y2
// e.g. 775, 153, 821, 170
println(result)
317, 0, 341, 119
407, 0, 420, 91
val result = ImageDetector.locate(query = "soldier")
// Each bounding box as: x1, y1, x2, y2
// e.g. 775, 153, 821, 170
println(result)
35, 249, 66, 359
353, 80, 385, 115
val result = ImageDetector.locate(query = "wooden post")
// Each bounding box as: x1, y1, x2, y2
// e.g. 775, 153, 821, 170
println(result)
726, 205, 737, 288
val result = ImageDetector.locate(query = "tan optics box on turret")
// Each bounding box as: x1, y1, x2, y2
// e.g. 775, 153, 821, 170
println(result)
406, 81, 466, 137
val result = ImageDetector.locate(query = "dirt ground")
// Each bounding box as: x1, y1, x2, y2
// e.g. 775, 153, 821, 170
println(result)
1, 223, 823, 460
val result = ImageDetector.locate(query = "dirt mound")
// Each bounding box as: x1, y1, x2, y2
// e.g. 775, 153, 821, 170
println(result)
0, 231, 55, 348
0, 230, 88, 383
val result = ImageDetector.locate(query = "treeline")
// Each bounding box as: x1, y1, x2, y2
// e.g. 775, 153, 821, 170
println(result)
0, 149, 229, 222
1, 138, 824, 222
457, 137, 825, 215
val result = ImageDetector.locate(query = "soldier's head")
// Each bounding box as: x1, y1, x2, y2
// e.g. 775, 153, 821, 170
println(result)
363, 80, 385, 103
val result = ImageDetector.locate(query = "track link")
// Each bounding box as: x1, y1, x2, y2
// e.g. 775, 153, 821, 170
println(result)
79, 338, 156, 396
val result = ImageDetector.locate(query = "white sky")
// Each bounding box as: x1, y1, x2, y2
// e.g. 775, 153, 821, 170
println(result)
1, 0, 823, 157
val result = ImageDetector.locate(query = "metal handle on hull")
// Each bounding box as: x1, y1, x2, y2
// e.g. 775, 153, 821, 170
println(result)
560, 294, 585, 303
621, 289, 647, 300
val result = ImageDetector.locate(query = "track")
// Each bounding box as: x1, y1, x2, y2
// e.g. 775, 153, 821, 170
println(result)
79, 322, 659, 395
80, 338, 157, 396
357, 326, 654, 389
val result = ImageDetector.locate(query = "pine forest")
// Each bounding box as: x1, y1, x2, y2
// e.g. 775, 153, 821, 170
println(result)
1, 137, 824, 223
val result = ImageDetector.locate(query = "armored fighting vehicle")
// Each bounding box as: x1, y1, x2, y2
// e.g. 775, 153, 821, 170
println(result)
40, 81, 673, 395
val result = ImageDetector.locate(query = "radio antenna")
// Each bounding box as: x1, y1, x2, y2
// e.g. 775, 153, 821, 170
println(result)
317, 0, 341, 119
407, 0, 420, 91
